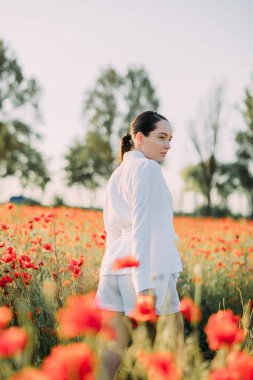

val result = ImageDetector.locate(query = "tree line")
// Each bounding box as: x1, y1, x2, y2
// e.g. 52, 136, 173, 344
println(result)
0, 39, 252, 218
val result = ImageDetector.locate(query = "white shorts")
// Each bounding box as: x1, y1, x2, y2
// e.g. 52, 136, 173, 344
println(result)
94, 273, 180, 316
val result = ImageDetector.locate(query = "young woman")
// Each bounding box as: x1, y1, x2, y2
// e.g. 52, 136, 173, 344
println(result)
95, 110, 184, 380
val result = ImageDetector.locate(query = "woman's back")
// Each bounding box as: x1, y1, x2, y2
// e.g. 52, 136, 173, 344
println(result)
100, 149, 183, 293
95, 112, 185, 380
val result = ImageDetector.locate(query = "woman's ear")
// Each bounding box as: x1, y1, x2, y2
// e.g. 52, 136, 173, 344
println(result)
135, 131, 143, 145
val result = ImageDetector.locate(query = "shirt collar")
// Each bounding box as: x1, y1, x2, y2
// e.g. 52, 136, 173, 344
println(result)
123, 150, 146, 161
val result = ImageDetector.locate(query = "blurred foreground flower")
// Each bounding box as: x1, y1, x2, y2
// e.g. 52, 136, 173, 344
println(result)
11, 368, 49, 380
56, 291, 115, 339
226, 351, 253, 379
137, 351, 181, 380
0, 326, 27, 357
129, 294, 157, 322
208, 367, 240, 380
0, 306, 13, 329
204, 310, 245, 350
41, 342, 95, 380
208, 351, 253, 380
112, 255, 139, 271
179, 297, 202, 323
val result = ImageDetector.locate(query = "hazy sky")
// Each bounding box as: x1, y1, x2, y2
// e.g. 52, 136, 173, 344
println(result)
0, 0, 253, 212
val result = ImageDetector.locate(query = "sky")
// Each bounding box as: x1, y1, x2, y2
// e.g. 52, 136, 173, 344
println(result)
0, 0, 253, 213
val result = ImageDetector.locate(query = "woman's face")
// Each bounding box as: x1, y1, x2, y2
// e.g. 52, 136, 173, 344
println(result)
134, 120, 173, 163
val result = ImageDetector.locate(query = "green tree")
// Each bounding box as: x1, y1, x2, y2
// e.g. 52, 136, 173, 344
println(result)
65, 131, 114, 204
181, 85, 225, 216
0, 39, 50, 192
235, 78, 253, 218
64, 65, 159, 201
118, 67, 159, 137
217, 78, 253, 218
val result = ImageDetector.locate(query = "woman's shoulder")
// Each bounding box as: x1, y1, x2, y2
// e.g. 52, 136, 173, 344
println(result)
135, 157, 161, 173
107, 164, 122, 184
109, 157, 161, 184
131, 158, 162, 183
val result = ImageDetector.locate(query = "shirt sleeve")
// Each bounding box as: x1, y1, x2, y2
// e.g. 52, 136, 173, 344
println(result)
131, 160, 163, 293
103, 186, 120, 250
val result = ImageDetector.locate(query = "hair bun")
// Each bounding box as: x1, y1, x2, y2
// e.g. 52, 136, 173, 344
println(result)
124, 133, 132, 141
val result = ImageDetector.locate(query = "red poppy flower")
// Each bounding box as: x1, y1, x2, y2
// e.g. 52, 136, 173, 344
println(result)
68, 257, 84, 278
1, 223, 8, 231
100, 231, 107, 240
226, 351, 253, 380
33, 216, 41, 222
112, 255, 139, 271
0, 327, 27, 357
42, 243, 53, 252
0, 276, 13, 288
21, 272, 33, 285
208, 367, 240, 380
0, 306, 13, 329
56, 292, 115, 339
41, 342, 95, 380
1, 246, 17, 263
137, 351, 181, 380
179, 297, 202, 324
129, 294, 158, 322
204, 310, 245, 350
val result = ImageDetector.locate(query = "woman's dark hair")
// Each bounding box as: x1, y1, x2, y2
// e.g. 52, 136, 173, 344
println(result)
118, 111, 168, 163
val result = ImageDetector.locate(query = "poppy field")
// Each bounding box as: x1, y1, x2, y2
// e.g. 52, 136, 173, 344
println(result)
0, 204, 253, 379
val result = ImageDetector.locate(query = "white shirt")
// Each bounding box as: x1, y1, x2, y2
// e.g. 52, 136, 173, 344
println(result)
99, 149, 183, 293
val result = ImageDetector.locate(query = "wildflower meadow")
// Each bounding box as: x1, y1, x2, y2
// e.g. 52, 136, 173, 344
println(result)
0, 203, 253, 379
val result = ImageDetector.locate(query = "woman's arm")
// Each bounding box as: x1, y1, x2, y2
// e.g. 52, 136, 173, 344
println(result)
131, 160, 163, 294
